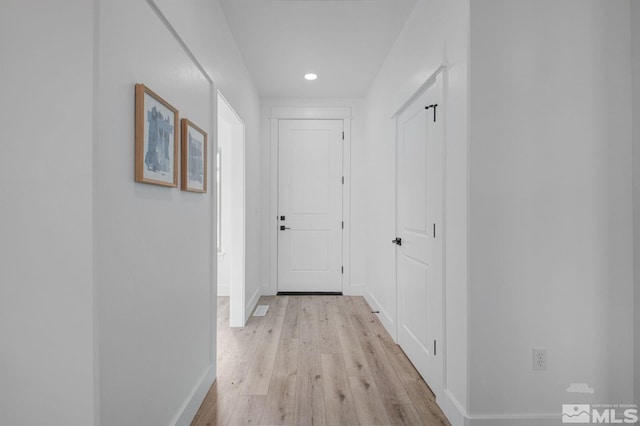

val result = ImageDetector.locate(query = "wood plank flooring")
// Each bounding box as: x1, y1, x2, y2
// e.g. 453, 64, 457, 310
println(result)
192, 296, 450, 426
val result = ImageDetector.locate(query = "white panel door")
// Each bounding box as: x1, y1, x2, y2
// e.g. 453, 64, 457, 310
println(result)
395, 76, 444, 394
278, 119, 343, 293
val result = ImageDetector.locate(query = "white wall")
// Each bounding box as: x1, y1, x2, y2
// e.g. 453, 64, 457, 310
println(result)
0, 1, 96, 425
97, 1, 214, 425
633, 0, 640, 409
469, 0, 633, 421
217, 119, 232, 296
260, 97, 367, 295
153, 0, 263, 318
96, 1, 261, 425
361, 0, 470, 422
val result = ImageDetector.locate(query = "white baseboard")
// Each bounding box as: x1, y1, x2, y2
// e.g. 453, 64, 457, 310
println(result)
245, 286, 261, 322
439, 389, 467, 426
217, 284, 230, 297
438, 389, 559, 426
364, 290, 396, 341
172, 366, 215, 426
465, 414, 559, 426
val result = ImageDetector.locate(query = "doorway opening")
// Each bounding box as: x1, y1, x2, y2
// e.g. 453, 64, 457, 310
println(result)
217, 91, 246, 327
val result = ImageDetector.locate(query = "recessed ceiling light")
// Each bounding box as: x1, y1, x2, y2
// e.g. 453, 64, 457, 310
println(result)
304, 73, 318, 81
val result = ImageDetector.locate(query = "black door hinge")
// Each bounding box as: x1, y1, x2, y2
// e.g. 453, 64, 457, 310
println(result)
342, 221, 344, 229
341, 266, 344, 274
342, 131, 345, 140
434, 340, 437, 356
342, 176, 344, 184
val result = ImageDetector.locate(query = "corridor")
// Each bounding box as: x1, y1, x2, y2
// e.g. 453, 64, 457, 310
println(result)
193, 296, 449, 425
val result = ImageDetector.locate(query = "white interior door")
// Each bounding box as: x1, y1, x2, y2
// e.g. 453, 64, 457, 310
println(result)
395, 76, 444, 394
278, 119, 343, 293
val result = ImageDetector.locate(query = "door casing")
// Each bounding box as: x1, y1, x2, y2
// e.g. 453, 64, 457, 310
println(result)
393, 66, 447, 399
268, 106, 352, 295
276, 119, 344, 292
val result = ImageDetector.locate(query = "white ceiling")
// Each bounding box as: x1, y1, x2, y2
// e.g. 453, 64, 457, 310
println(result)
218, 0, 418, 98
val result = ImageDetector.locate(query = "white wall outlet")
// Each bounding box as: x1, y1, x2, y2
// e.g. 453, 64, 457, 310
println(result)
533, 348, 547, 370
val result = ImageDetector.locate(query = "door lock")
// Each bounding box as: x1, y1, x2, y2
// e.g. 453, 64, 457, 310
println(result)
280, 225, 291, 231
392, 237, 402, 246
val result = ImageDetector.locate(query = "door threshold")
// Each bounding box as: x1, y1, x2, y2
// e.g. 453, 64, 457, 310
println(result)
277, 291, 343, 296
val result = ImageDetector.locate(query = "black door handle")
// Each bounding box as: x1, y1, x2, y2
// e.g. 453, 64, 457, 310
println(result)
280, 226, 291, 231
392, 237, 402, 246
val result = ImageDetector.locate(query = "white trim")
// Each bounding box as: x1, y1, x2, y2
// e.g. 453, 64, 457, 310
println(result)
268, 106, 353, 295
469, 413, 559, 421
217, 284, 230, 297
216, 148, 223, 253
172, 368, 215, 426
393, 105, 400, 343
392, 65, 447, 118
364, 291, 396, 341
208, 54, 217, 373
146, 0, 213, 84
218, 91, 246, 126
342, 118, 352, 292
245, 286, 261, 322
269, 106, 352, 119
465, 414, 559, 426
218, 90, 246, 328
269, 118, 279, 294
394, 65, 448, 399
439, 388, 467, 426
440, 66, 451, 406
438, 389, 560, 426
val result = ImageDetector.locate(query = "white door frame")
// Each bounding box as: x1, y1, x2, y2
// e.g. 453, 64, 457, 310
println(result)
268, 106, 352, 295
393, 65, 447, 392
217, 90, 246, 327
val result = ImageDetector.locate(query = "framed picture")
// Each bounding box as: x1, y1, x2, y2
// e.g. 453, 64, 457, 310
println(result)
135, 84, 179, 187
181, 118, 208, 193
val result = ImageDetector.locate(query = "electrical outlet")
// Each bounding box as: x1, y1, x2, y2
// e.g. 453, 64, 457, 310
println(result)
533, 348, 547, 371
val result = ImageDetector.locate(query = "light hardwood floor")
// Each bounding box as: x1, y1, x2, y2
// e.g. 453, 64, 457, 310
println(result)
192, 296, 450, 426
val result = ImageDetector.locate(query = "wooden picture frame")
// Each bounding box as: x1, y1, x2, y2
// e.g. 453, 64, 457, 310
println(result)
135, 84, 179, 187
181, 118, 208, 193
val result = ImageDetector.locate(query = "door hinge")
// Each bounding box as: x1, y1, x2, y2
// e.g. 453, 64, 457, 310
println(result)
433, 223, 436, 238
342, 131, 345, 140
341, 221, 344, 229
434, 340, 437, 356
342, 176, 344, 184
341, 266, 344, 274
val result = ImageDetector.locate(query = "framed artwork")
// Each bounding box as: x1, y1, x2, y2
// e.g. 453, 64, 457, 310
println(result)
181, 118, 208, 193
135, 84, 179, 187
